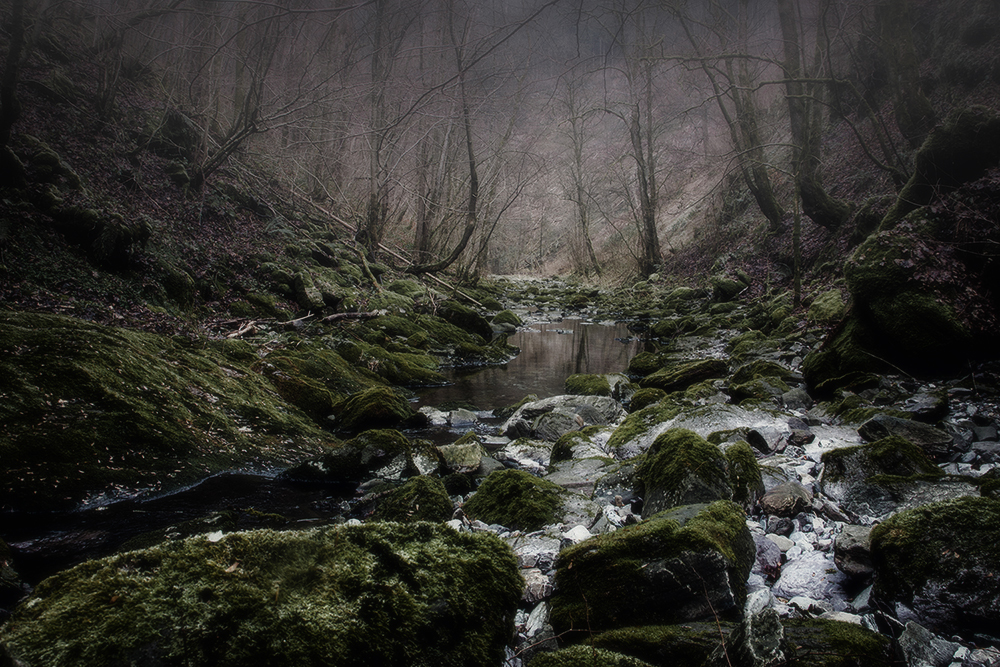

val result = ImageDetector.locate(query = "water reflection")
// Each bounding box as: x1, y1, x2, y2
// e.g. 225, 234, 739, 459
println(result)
416, 318, 644, 411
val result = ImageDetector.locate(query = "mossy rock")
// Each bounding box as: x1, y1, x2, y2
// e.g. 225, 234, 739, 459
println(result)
626, 351, 671, 378
550, 501, 753, 636
492, 309, 522, 327
463, 469, 565, 531
606, 400, 684, 455
801, 318, 892, 395
386, 279, 427, 299
263, 346, 375, 411
370, 476, 453, 522
333, 386, 418, 431
637, 429, 733, 518
820, 435, 944, 507
438, 300, 493, 342
0, 312, 333, 512
729, 359, 798, 386
808, 290, 847, 324
725, 441, 765, 507
0, 523, 523, 667
628, 387, 667, 412
640, 359, 727, 393
710, 275, 747, 302
870, 496, 1000, 638
565, 373, 612, 397
527, 646, 655, 667
782, 619, 894, 667
590, 623, 730, 667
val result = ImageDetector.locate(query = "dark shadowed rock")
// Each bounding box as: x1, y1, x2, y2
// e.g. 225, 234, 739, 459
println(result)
858, 415, 953, 459
834, 525, 874, 580
759, 481, 812, 518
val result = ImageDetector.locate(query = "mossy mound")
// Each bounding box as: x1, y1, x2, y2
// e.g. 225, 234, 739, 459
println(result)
781, 619, 894, 667
492, 309, 522, 327
370, 476, 453, 522
332, 385, 419, 431
606, 400, 683, 455
463, 469, 566, 531
0, 523, 523, 667
628, 387, 667, 412
590, 623, 730, 666
870, 496, 1000, 638
437, 300, 493, 342
550, 501, 753, 636
527, 646, 655, 667
565, 373, 612, 397
639, 359, 727, 393
0, 312, 332, 512
637, 429, 733, 518
807, 290, 847, 324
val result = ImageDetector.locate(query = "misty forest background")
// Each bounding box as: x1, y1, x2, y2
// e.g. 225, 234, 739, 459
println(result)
2, 0, 999, 287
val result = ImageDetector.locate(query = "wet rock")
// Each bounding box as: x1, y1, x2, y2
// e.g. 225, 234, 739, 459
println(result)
435, 441, 485, 474
753, 532, 783, 581
637, 429, 733, 518
870, 496, 1000, 639
858, 415, 953, 459
521, 568, 553, 603
767, 516, 795, 536
438, 299, 493, 342
897, 621, 963, 667
771, 551, 851, 608
833, 525, 874, 580
760, 481, 813, 518
494, 438, 551, 475
550, 501, 754, 634
501, 395, 626, 442
0, 523, 523, 667
281, 429, 430, 483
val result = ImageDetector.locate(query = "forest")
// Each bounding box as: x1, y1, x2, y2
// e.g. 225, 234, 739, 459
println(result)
4, 0, 1000, 666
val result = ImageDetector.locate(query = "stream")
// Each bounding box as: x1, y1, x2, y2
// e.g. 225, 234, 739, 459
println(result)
2, 316, 643, 588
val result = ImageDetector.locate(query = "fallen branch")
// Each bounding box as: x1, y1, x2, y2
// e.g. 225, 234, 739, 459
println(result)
321, 310, 387, 323
227, 320, 258, 339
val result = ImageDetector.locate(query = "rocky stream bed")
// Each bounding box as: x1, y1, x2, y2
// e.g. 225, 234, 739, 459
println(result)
3, 277, 1000, 667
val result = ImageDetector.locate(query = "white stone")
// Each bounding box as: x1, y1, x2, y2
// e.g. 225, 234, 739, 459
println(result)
562, 525, 592, 545
767, 534, 795, 552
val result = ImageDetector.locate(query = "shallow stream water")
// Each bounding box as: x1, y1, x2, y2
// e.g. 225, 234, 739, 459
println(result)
3, 317, 642, 588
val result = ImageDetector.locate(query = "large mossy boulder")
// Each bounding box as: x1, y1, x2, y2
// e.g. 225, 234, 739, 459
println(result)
463, 469, 567, 531
870, 496, 1000, 639
438, 300, 493, 342
589, 623, 730, 666
549, 501, 754, 637
501, 395, 627, 442
0, 523, 523, 667
0, 312, 334, 512
817, 436, 977, 519
637, 429, 733, 518
780, 619, 894, 667
639, 359, 727, 393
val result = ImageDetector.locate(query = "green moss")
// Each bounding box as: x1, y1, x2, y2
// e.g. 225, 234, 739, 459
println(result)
550, 501, 752, 636
333, 386, 415, 431
626, 351, 669, 378
527, 646, 655, 667
607, 401, 683, 452
370, 476, 453, 523
463, 469, 565, 531
782, 619, 893, 667
492, 309, 522, 327
551, 426, 603, 463
820, 436, 943, 483
0, 312, 334, 512
639, 359, 727, 392
628, 388, 667, 412
592, 623, 731, 666
870, 496, 1000, 604
637, 429, 732, 516
808, 290, 847, 324
565, 373, 612, 397
0, 523, 523, 667
726, 441, 764, 506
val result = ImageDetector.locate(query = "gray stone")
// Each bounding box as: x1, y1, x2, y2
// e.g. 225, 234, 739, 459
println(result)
898, 621, 963, 667
753, 532, 782, 580
767, 534, 795, 552
435, 442, 484, 474
772, 551, 850, 606
521, 568, 553, 603
834, 525, 874, 579
502, 395, 626, 441
767, 516, 794, 536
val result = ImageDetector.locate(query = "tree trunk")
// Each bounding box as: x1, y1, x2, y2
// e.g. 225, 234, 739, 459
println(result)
876, 0, 936, 148
776, 0, 851, 231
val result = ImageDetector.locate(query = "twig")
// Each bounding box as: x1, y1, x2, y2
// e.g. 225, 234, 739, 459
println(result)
320, 310, 387, 323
